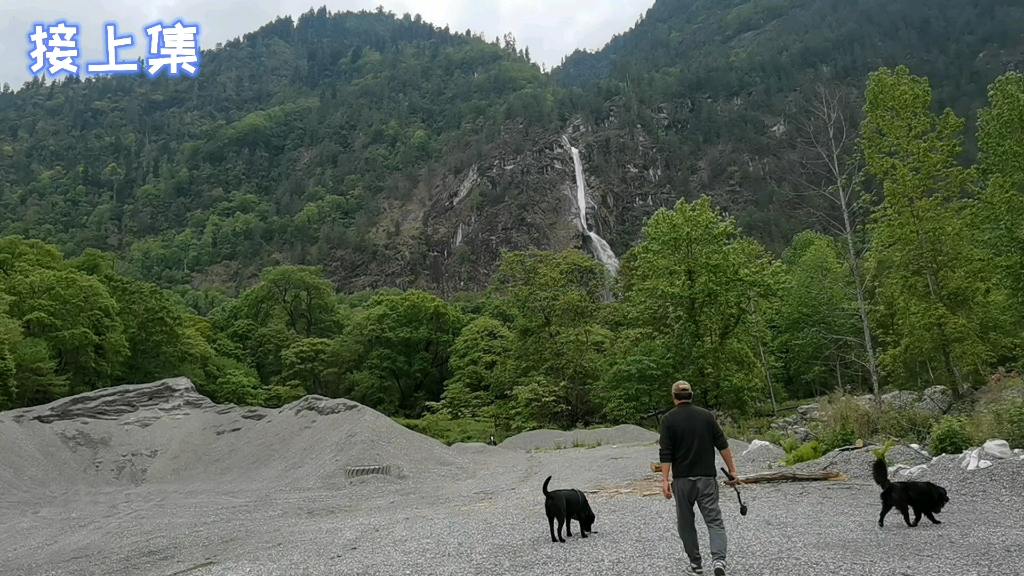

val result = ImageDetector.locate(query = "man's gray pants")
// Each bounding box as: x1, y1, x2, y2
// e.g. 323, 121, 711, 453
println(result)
672, 476, 727, 566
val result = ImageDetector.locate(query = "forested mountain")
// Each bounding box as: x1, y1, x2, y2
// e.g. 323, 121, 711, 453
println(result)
3, 2, 1024, 446
2, 1, 1022, 297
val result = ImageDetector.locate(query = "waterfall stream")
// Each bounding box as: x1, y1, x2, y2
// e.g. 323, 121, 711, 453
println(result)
568, 142, 620, 277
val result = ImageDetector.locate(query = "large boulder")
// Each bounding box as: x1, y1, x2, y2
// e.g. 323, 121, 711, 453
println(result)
881, 390, 920, 410
916, 385, 952, 413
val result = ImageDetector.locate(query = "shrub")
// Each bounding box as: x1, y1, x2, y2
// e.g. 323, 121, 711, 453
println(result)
761, 429, 789, 447
780, 436, 800, 455
395, 416, 496, 445
928, 416, 972, 455
812, 393, 875, 446
818, 426, 857, 452
878, 407, 938, 444
969, 398, 1024, 449
722, 416, 775, 442
994, 400, 1024, 448
783, 440, 826, 466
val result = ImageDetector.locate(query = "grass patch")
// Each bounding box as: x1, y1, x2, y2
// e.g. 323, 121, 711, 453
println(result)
394, 416, 498, 446
811, 392, 875, 446
878, 407, 938, 444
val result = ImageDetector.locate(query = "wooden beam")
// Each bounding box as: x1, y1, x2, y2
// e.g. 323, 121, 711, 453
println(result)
648, 462, 847, 483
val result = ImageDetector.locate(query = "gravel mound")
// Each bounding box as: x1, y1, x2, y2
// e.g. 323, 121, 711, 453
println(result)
0, 377, 464, 501
499, 424, 658, 451
734, 439, 786, 471
792, 444, 931, 480
910, 444, 1024, 486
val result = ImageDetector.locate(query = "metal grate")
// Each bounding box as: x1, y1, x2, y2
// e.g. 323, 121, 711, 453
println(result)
344, 464, 394, 479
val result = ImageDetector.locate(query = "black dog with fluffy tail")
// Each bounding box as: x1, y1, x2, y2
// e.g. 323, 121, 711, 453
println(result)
542, 476, 595, 542
873, 457, 949, 528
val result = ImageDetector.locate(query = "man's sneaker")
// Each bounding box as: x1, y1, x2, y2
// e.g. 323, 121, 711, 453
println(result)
712, 560, 727, 576
685, 564, 703, 575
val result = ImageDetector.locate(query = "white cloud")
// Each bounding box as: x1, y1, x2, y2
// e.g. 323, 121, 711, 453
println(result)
0, 0, 654, 87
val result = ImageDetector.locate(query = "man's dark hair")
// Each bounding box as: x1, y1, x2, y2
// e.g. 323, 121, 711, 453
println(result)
673, 391, 693, 401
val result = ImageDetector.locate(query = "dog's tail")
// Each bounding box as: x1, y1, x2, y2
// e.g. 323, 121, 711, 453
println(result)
872, 457, 891, 490
542, 475, 552, 496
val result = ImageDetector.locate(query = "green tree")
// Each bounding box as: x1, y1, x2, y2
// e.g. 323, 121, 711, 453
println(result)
975, 72, 1024, 352
593, 327, 676, 423
777, 231, 863, 398
0, 303, 22, 409
239, 266, 341, 338
278, 337, 336, 396
615, 196, 780, 414
486, 249, 611, 429
2, 267, 128, 394
95, 273, 213, 386
351, 290, 465, 417
859, 66, 1006, 394
433, 316, 514, 420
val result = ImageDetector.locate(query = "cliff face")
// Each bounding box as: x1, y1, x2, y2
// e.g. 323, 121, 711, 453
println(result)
316, 111, 669, 296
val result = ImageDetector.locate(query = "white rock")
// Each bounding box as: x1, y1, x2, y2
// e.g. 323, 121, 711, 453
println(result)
978, 459, 992, 469
904, 464, 927, 477
983, 439, 1012, 459
742, 439, 772, 455
963, 448, 981, 471
907, 444, 930, 457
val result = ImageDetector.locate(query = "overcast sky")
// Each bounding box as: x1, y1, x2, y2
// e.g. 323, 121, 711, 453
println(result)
1, 0, 654, 87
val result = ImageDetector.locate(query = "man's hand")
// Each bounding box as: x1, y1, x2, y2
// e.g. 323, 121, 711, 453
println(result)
662, 479, 672, 499
720, 449, 740, 486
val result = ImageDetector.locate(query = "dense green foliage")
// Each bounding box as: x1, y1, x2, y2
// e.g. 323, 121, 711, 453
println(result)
1, 2, 1023, 440
3, 66, 1022, 434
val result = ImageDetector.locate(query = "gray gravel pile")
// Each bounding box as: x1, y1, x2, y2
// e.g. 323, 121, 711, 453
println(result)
3, 380, 1023, 576
733, 439, 785, 471
499, 424, 658, 451
0, 377, 465, 501
910, 446, 1024, 487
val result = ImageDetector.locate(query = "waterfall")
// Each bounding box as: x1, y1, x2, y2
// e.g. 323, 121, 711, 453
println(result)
571, 147, 588, 231
566, 141, 620, 277
454, 223, 464, 247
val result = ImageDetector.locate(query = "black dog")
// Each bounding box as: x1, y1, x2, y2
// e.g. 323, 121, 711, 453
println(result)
542, 475, 595, 542
873, 457, 949, 528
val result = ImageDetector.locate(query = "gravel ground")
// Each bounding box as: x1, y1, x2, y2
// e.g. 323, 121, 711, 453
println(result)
3, 380, 1023, 576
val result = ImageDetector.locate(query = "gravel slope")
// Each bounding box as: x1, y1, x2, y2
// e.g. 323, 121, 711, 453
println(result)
2, 379, 1022, 576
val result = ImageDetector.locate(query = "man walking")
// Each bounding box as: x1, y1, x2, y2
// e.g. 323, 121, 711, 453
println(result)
659, 381, 738, 576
